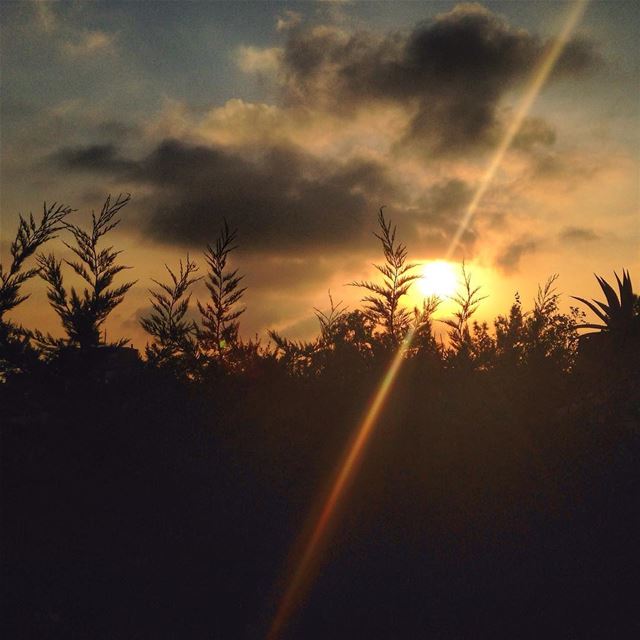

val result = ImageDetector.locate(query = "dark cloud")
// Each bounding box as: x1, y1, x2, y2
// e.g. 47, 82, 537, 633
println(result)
279, 5, 600, 155
132, 139, 394, 250
422, 178, 472, 220
53, 138, 406, 250
555, 34, 603, 76
496, 237, 541, 273
512, 117, 556, 151
403, 178, 477, 257
50, 138, 479, 255
95, 120, 141, 141
52, 143, 135, 173
559, 226, 599, 243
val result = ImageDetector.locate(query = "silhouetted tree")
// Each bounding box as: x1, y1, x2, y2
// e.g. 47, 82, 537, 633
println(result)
0, 202, 73, 375
270, 292, 349, 376
442, 262, 487, 366
198, 221, 246, 364
410, 295, 441, 359
522, 275, 580, 373
494, 292, 526, 370
140, 254, 201, 374
350, 208, 419, 345
268, 331, 318, 376
35, 194, 135, 351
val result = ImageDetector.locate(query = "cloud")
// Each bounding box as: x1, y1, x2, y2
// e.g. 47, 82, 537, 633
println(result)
267, 3, 600, 156
276, 10, 302, 32
49, 137, 479, 256
422, 178, 472, 220
52, 144, 134, 174
495, 237, 541, 273
512, 117, 556, 151
62, 30, 116, 57
559, 226, 599, 243
56, 138, 397, 250
235, 46, 282, 74
34, 0, 57, 33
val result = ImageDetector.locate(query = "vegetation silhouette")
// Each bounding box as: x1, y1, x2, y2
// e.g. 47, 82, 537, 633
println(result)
1, 194, 639, 639
140, 254, 201, 374
35, 193, 135, 352
350, 207, 419, 346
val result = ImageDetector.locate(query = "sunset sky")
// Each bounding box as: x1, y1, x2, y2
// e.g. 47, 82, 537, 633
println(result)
1, 0, 638, 347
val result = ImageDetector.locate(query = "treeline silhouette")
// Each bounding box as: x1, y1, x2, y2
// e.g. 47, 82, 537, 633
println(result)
1, 196, 639, 639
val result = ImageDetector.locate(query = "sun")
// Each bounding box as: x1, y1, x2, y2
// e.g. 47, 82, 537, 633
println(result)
417, 260, 458, 298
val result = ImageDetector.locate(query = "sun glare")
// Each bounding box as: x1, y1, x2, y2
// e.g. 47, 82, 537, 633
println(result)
417, 260, 458, 298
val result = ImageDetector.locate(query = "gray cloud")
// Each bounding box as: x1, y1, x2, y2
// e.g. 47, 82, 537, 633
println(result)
132, 139, 392, 250
52, 138, 402, 250
421, 178, 472, 221
52, 143, 135, 173
407, 178, 477, 253
512, 117, 556, 151
49, 138, 480, 256
496, 237, 541, 273
559, 226, 599, 243
279, 4, 600, 156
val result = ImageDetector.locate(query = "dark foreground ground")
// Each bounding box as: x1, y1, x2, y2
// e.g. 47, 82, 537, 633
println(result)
2, 363, 639, 639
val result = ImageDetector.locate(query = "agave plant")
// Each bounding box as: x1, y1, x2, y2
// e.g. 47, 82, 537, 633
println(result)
572, 270, 638, 336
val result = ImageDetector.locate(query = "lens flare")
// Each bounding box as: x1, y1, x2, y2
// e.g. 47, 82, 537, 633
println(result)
445, 0, 589, 260
267, 329, 415, 640
267, 3, 589, 637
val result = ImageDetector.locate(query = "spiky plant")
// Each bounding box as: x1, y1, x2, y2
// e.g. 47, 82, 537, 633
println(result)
572, 270, 639, 337
36, 193, 135, 351
0, 202, 73, 321
198, 220, 246, 361
314, 291, 346, 348
140, 254, 201, 369
350, 208, 419, 344
0, 202, 73, 376
268, 330, 318, 377
441, 262, 487, 360
410, 295, 441, 357
268, 293, 347, 377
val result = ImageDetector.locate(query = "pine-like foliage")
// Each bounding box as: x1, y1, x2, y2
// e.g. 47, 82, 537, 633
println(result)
0, 202, 73, 376
442, 263, 487, 361
270, 292, 347, 376
140, 255, 200, 368
198, 220, 246, 361
350, 208, 419, 343
36, 194, 135, 350
410, 295, 441, 357
314, 291, 347, 348
526, 275, 578, 369
0, 202, 73, 320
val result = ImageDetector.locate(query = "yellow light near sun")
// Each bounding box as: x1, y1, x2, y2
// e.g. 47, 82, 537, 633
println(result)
417, 260, 458, 298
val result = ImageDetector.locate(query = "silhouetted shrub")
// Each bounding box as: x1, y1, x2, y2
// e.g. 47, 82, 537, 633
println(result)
35, 193, 135, 352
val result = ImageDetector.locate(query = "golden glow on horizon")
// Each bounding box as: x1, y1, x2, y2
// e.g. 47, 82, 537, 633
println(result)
268, 3, 590, 638
417, 260, 458, 298
445, 0, 590, 260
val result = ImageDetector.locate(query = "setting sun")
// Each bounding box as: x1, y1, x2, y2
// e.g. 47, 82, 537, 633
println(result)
417, 260, 458, 298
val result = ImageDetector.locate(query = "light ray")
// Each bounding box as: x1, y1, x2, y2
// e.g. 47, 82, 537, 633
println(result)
267, 329, 415, 640
445, 0, 589, 260
267, 3, 589, 637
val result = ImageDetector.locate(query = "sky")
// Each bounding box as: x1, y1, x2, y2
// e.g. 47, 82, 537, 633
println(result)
1, 0, 639, 347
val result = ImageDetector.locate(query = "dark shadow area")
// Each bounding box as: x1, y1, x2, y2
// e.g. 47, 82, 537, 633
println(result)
1, 348, 638, 639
